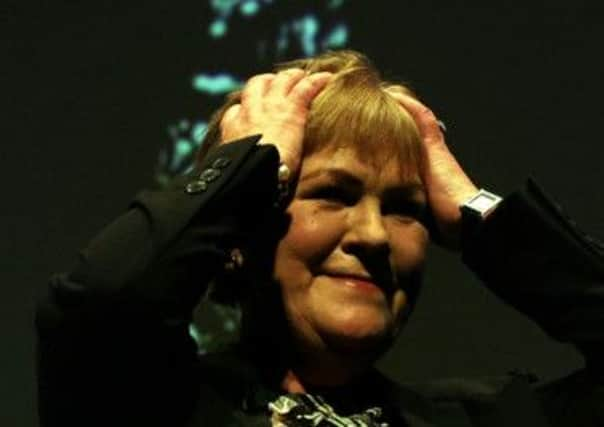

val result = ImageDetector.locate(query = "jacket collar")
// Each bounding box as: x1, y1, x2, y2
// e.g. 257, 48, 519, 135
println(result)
198, 347, 440, 426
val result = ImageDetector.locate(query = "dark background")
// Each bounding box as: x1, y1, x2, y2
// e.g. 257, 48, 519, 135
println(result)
5, 2, 604, 426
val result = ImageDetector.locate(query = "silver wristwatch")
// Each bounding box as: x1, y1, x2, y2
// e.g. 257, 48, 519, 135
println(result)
460, 189, 503, 220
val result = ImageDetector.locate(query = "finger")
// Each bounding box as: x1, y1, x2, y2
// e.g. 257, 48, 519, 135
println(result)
387, 91, 442, 141
269, 68, 306, 96
241, 73, 275, 107
289, 72, 333, 106
384, 84, 414, 98
385, 89, 425, 129
219, 104, 242, 142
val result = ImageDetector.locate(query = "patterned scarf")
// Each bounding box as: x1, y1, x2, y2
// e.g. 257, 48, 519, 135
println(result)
268, 393, 389, 427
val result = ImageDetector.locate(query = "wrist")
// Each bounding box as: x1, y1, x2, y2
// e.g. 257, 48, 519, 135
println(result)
461, 188, 503, 220
459, 188, 504, 254
257, 139, 301, 172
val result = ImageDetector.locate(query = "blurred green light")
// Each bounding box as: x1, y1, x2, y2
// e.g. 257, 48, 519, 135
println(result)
277, 24, 289, 54
189, 323, 202, 345
240, 0, 259, 16
209, 19, 227, 38
323, 24, 348, 48
211, 0, 238, 14
168, 138, 194, 172
178, 119, 190, 131
192, 73, 242, 95
176, 138, 193, 157
224, 320, 237, 332
191, 122, 208, 144
294, 15, 319, 56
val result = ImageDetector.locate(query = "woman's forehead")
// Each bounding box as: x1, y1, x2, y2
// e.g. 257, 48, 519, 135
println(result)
301, 144, 423, 187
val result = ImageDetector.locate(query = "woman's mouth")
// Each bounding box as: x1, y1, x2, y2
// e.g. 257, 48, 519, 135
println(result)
327, 274, 383, 294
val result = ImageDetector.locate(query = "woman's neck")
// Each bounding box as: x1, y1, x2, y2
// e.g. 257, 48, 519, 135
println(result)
280, 347, 375, 393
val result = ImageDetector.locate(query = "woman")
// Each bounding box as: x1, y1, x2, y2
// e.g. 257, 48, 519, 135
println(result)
36, 51, 604, 426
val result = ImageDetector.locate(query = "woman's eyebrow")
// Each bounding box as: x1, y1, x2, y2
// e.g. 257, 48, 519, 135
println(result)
383, 185, 426, 204
299, 168, 363, 187
300, 168, 425, 197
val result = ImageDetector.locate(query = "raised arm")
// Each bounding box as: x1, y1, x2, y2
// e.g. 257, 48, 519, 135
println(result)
392, 91, 604, 426
35, 70, 331, 427
35, 138, 281, 426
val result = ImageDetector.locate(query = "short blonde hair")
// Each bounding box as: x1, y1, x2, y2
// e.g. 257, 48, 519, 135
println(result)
196, 50, 423, 177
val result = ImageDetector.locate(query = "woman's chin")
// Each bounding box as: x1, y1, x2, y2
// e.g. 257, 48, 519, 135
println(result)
318, 313, 398, 355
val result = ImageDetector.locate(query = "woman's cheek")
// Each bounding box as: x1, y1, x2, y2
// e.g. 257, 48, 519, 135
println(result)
390, 222, 429, 270
286, 204, 344, 263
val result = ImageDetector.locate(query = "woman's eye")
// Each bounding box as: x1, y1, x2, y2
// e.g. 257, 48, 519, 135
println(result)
384, 201, 426, 221
312, 186, 355, 205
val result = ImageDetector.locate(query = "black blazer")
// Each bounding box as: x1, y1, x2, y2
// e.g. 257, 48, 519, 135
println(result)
35, 136, 604, 426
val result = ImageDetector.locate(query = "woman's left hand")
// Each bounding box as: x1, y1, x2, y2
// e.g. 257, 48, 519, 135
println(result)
387, 89, 478, 250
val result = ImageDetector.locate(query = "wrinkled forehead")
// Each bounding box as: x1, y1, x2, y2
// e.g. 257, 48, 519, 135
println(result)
302, 143, 423, 189
310, 138, 423, 184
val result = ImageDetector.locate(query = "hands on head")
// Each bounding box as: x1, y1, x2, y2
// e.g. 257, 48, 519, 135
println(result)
385, 87, 479, 249
216, 54, 480, 388
219, 68, 478, 250
220, 68, 333, 175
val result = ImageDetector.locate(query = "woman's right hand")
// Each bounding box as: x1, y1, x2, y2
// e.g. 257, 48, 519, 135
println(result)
219, 69, 332, 175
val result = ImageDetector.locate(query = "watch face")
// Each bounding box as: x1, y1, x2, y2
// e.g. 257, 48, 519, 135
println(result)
465, 189, 503, 217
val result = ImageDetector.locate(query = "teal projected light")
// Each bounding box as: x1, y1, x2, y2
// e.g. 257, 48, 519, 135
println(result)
156, 0, 350, 353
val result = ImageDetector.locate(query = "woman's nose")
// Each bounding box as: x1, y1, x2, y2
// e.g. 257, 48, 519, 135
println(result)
341, 202, 389, 256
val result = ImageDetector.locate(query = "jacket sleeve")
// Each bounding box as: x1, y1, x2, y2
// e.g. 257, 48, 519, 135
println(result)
35, 136, 281, 427
461, 178, 604, 426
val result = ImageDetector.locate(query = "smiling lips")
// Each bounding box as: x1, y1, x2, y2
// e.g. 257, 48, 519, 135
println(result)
327, 274, 383, 293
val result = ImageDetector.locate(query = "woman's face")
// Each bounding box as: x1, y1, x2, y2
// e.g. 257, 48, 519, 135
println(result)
273, 144, 429, 356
